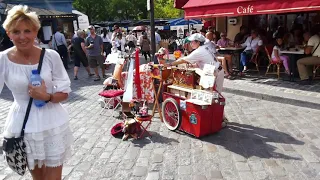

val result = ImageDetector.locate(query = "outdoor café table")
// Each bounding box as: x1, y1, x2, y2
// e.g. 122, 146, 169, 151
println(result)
280, 48, 305, 81
218, 47, 245, 71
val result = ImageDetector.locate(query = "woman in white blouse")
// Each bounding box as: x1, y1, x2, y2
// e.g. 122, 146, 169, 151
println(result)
0, 5, 72, 179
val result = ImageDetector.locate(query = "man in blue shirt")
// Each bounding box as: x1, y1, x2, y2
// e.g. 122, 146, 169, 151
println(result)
155, 28, 161, 52
85, 25, 104, 81
52, 26, 69, 69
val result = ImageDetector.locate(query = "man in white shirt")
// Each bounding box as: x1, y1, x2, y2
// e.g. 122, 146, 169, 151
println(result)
52, 26, 69, 69
155, 28, 161, 52
164, 33, 228, 125
297, 25, 320, 85
240, 29, 263, 72
164, 33, 222, 84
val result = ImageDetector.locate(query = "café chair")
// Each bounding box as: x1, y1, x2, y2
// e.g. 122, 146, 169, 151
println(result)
249, 47, 261, 74
313, 65, 320, 79
265, 45, 284, 79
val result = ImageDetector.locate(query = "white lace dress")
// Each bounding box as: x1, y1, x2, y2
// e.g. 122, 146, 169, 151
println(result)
0, 48, 73, 170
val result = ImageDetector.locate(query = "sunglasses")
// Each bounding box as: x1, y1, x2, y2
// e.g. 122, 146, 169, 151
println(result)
221, 35, 226, 37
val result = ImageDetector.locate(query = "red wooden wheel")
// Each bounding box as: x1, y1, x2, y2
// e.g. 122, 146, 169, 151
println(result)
161, 98, 181, 131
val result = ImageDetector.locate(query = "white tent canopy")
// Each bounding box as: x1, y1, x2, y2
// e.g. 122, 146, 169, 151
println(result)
72, 10, 89, 31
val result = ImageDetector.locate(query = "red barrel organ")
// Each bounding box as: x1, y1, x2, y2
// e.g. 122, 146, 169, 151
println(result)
150, 65, 225, 138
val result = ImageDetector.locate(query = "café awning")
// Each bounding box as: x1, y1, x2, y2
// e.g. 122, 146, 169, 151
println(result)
183, 0, 320, 19
174, 0, 189, 9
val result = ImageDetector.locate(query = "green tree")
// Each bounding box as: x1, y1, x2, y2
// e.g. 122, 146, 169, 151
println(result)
154, 0, 182, 19
73, 0, 181, 22
73, 0, 149, 22
73, 0, 110, 23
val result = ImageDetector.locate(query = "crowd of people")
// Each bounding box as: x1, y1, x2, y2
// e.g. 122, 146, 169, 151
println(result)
183, 22, 320, 84
43, 24, 162, 81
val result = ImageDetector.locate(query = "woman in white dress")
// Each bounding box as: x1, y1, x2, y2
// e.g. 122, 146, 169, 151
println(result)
0, 5, 72, 180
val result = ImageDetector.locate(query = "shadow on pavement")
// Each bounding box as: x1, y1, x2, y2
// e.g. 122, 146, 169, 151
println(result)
131, 131, 179, 148
201, 122, 304, 160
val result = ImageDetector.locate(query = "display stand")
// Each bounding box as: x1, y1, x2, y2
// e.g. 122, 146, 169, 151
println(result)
149, 64, 172, 122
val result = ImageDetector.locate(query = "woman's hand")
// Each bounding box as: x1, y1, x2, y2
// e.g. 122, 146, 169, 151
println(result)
28, 80, 49, 101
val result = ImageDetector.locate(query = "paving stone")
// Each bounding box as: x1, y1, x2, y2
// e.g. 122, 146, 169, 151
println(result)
105, 144, 117, 152
62, 166, 74, 176
150, 163, 162, 172
178, 157, 191, 166
136, 158, 149, 167
75, 162, 92, 171
210, 170, 223, 179
232, 154, 247, 162
301, 167, 318, 178
146, 172, 160, 180
281, 144, 295, 151
248, 160, 264, 171
178, 165, 192, 175
264, 159, 279, 167
124, 147, 140, 160
253, 171, 270, 180
118, 161, 135, 170
67, 171, 84, 180
269, 166, 287, 177
235, 162, 251, 171
100, 152, 112, 159
239, 171, 255, 180
91, 148, 103, 155
139, 150, 152, 158
152, 154, 163, 163
192, 175, 207, 180
132, 166, 148, 177
153, 148, 166, 154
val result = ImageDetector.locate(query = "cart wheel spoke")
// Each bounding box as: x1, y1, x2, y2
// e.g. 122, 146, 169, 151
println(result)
162, 98, 181, 131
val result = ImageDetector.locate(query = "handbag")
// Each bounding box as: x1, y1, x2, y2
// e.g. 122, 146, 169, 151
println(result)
2, 48, 46, 176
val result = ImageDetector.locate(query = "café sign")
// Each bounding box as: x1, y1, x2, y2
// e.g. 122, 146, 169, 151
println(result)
237, 5, 254, 14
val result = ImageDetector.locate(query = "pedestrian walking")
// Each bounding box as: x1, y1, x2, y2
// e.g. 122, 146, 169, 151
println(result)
155, 28, 162, 52
72, 30, 94, 80
113, 32, 126, 52
101, 28, 112, 56
0, 5, 73, 179
85, 25, 105, 81
140, 34, 151, 61
52, 26, 69, 70
126, 31, 137, 50
111, 24, 121, 41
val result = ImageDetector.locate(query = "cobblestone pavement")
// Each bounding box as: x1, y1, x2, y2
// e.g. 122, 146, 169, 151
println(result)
1, 60, 320, 180
223, 76, 320, 108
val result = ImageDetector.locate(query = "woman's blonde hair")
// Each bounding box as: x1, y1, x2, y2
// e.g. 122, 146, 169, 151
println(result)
3, 5, 40, 32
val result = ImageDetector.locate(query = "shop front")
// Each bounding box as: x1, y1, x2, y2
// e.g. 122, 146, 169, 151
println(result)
6, 4, 77, 44
180, 0, 320, 40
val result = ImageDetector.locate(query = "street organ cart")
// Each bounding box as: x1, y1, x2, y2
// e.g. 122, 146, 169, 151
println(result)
149, 64, 225, 138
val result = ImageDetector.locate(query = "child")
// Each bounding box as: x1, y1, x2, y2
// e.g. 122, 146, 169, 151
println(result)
271, 37, 290, 74
155, 47, 169, 64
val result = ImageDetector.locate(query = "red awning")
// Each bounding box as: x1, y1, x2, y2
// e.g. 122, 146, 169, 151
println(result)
183, 0, 320, 19
174, 0, 190, 9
